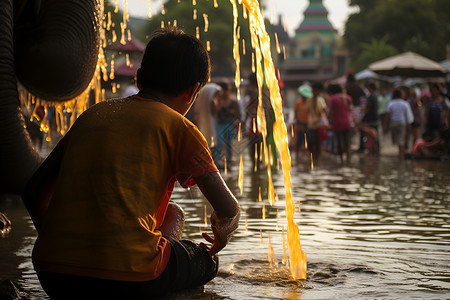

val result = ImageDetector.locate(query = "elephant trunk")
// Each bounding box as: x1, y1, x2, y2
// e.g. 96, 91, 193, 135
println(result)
14, 0, 103, 101
0, 0, 103, 194
0, 0, 42, 194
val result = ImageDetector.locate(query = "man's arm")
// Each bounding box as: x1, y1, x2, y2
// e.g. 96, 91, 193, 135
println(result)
195, 172, 240, 256
22, 144, 63, 233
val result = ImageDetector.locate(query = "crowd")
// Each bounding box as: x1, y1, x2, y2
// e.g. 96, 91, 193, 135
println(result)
24, 69, 450, 169
291, 71, 450, 163
187, 73, 275, 172
185, 71, 450, 170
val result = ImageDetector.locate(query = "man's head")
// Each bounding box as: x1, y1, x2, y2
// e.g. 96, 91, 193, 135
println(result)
392, 88, 402, 99
430, 83, 441, 97
312, 82, 324, 97
400, 86, 410, 99
367, 82, 377, 93
326, 83, 342, 95
217, 80, 231, 100
137, 27, 210, 97
346, 70, 355, 83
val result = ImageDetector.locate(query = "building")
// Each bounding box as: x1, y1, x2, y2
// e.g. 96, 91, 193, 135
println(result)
280, 0, 348, 94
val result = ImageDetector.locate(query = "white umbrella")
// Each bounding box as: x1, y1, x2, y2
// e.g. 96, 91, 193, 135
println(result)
355, 69, 379, 80
355, 69, 397, 81
369, 51, 447, 77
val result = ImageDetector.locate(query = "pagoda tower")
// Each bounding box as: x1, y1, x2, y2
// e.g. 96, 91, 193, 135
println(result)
279, 0, 348, 98
296, 0, 336, 36
294, 0, 337, 61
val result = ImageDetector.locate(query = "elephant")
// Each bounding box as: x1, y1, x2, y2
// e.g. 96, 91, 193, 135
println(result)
0, 0, 103, 195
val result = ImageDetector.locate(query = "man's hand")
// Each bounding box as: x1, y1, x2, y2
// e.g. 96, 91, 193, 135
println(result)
195, 172, 240, 256
200, 210, 239, 256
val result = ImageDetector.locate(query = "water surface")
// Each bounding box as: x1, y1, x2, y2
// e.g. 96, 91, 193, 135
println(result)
1, 147, 449, 299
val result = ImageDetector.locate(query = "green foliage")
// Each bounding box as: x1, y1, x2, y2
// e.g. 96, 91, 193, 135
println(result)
352, 36, 398, 71
138, 0, 254, 77
344, 0, 450, 71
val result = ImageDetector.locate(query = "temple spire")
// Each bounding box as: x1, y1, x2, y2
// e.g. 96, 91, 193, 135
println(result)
296, 0, 336, 33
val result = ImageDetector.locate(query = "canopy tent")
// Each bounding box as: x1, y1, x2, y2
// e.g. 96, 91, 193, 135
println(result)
369, 52, 447, 78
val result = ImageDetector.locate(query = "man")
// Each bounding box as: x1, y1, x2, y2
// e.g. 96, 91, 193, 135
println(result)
22, 27, 240, 299
362, 82, 379, 153
383, 88, 414, 159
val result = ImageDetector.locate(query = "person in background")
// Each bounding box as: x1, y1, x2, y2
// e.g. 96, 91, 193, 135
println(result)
404, 87, 421, 150
383, 88, 414, 159
244, 73, 274, 171
378, 86, 391, 127
345, 71, 365, 107
412, 129, 450, 157
306, 82, 327, 163
424, 83, 447, 137
194, 82, 222, 160
345, 70, 366, 152
215, 80, 241, 169
361, 82, 379, 154
22, 27, 240, 299
327, 84, 353, 164
294, 84, 312, 161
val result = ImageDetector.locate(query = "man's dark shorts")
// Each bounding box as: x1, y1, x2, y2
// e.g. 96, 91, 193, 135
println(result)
37, 238, 219, 299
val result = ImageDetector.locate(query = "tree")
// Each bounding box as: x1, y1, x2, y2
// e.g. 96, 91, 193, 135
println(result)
138, 0, 255, 77
352, 36, 398, 72
344, 0, 449, 71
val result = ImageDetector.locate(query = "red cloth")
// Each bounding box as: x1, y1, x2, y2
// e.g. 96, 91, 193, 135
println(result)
329, 94, 352, 131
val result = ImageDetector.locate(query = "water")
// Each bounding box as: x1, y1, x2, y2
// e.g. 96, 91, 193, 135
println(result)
1, 145, 449, 299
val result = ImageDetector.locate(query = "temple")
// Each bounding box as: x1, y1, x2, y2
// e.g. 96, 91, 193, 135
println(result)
279, 0, 348, 91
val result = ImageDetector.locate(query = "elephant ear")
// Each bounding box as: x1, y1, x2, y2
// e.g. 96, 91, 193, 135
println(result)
14, 0, 103, 102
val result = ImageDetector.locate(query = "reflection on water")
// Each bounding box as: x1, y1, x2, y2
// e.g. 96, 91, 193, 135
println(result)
1, 150, 450, 299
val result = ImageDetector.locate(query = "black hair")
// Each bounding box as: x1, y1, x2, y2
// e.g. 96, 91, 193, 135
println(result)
367, 82, 377, 91
346, 73, 355, 82
392, 88, 402, 99
326, 83, 342, 95
312, 82, 324, 91
137, 26, 210, 96
400, 86, 410, 98
217, 81, 231, 92
422, 130, 434, 140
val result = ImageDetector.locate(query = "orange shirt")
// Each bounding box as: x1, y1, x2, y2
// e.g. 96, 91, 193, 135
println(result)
294, 98, 309, 124
32, 97, 217, 281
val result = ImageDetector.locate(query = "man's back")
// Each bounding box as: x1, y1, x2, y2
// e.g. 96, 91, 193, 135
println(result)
364, 93, 379, 124
33, 97, 216, 281
387, 99, 409, 125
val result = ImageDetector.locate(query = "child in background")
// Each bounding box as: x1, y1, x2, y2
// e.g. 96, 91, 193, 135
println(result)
294, 84, 312, 161
306, 82, 327, 163
22, 27, 240, 299
215, 80, 241, 169
327, 84, 353, 164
